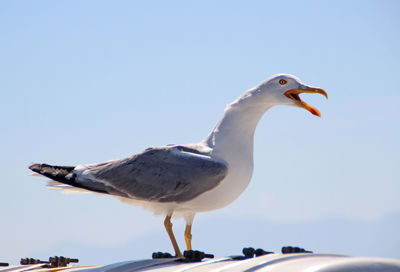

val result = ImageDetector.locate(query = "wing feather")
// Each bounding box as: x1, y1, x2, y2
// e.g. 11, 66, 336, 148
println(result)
75, 145, 228, 203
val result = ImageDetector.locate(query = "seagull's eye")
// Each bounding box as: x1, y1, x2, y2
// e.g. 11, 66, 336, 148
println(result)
279, 79, 288, 85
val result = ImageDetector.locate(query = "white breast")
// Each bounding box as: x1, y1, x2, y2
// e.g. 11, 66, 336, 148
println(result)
172, 102, 268, 214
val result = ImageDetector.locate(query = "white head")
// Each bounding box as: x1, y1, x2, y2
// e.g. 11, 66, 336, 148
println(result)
232, 74, 328, 117
258, 74, 328, 117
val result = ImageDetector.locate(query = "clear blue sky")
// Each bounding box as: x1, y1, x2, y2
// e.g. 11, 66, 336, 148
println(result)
1, 0, 399, 265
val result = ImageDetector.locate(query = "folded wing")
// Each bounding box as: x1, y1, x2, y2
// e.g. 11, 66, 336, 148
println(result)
76, 145, 228, 203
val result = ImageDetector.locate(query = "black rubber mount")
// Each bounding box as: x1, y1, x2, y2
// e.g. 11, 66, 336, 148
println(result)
243, 247, 256, 258
20, 256, 78, 267
180, 250, 214, 262
254, 248, 274, 257
20, 258, 45, 265
152, 250, 214, 262
152, 252, 174, 259
282, 246, 312, 254
48, 256, 79, 267
232, 247, 274, 260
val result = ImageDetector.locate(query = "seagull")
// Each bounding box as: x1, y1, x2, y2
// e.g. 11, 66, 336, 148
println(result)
29, 74, 327, 257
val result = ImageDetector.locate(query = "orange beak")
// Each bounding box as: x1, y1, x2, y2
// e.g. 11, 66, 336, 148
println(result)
284, 87, 328, 117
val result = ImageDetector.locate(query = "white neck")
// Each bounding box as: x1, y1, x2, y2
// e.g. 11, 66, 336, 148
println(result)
203, 86, 276, 161
184, 86, 277, 211
181, 86, 280, 212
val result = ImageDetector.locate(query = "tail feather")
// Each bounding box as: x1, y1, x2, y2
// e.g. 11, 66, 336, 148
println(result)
46, 180, 92, 194
28, 163, 109, 194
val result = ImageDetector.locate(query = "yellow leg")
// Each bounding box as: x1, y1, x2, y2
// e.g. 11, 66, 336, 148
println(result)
184, 224, 192, 251
164, 215, 183, 257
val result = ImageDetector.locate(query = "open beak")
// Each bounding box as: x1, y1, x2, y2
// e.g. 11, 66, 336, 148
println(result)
284, 86, 328, 117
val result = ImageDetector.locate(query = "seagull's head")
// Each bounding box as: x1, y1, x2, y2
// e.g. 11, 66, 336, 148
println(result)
259, 74, 328, 117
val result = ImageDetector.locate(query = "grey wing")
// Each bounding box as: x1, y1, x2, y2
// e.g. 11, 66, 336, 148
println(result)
79, 145, 228, 203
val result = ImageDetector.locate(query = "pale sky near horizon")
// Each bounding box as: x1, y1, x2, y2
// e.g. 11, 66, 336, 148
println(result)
1, 0, 399, 265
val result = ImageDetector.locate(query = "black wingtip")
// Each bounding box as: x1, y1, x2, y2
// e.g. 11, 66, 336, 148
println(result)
28, 163, 52, 172
28, 163, 40, 171
28, 163, 76, 182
